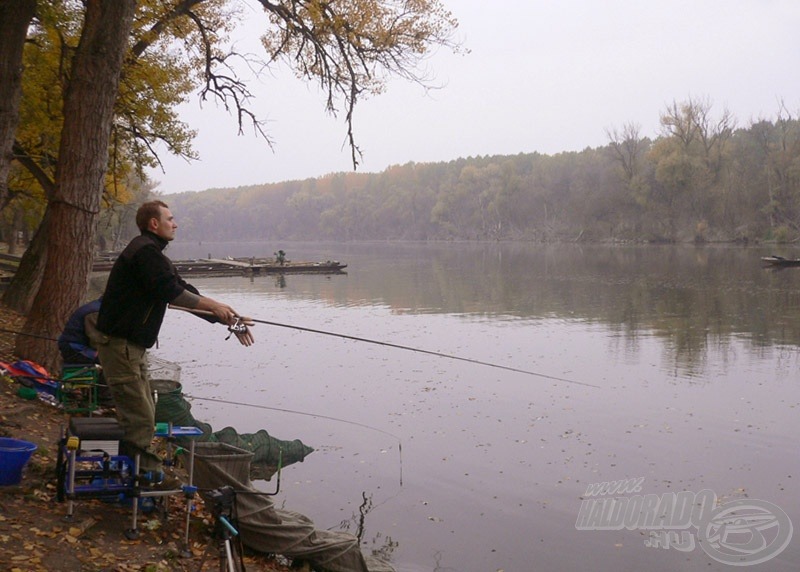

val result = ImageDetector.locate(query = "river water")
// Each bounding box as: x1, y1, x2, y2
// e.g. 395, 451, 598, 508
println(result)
140, 241, 799, 571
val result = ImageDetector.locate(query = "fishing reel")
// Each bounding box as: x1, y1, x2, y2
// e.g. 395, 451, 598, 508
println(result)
225, 317, 248, 340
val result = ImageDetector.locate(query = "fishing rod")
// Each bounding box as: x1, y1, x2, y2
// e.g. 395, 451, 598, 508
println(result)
169, 305, 600, 389
0, 327, 58, 342
0, 314, 599, 388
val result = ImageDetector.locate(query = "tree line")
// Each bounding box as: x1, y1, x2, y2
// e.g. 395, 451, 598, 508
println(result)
166, 98, 800, 244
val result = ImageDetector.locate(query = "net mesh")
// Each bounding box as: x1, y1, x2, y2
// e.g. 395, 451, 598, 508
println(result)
150, 378, 313, 477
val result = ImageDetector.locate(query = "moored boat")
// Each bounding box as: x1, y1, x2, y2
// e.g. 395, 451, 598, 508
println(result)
761, 255, 800, 267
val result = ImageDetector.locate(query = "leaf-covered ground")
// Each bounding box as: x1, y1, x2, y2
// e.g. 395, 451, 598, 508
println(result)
0, 304, 292, 572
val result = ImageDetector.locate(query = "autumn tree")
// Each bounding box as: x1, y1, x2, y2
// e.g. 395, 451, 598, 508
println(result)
648, 97, 735, 240
605, 123, 657, 238
3, 0, 459, 370
13, 0, 138, 371
0, 1, 36, 211
3, 0, 206, 314
756, 104, 800, 233
606, 122, 650, 204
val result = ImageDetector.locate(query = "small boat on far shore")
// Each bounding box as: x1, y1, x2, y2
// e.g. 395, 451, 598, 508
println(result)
760, 255, 800, 267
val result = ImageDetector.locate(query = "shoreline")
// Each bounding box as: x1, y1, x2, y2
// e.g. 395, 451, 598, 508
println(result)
0, 302, 290, 571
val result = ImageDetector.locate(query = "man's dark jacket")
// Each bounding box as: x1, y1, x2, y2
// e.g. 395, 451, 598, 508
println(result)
97, 231, 199, 348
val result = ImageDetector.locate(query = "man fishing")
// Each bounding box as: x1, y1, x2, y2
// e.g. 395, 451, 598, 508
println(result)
96, 200, 254, 489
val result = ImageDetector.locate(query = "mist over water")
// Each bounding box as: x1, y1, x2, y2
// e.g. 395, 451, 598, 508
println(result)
148, 242, 800, 571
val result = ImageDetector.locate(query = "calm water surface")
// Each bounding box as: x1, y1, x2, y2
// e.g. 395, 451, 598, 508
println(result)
140, 242, 800, 572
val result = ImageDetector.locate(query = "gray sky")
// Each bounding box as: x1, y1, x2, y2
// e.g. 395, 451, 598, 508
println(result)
148, 0, 800, 194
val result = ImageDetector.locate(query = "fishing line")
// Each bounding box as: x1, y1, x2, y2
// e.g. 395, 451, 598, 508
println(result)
170, 305, 600, 389
185, 393, 404, 486
0, 322, 410, 473
185, 393, 402, 441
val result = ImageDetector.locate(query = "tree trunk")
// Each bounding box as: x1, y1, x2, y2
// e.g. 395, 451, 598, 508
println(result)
15, 0, 137, 372
2, 209, 48, 313
0, 0, 36, 206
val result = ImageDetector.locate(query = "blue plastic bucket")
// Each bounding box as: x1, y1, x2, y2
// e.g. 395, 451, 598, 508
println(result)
0, 438, 38, 486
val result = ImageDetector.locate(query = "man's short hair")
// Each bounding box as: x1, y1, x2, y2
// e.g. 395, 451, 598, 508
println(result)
136, 200, 170, 233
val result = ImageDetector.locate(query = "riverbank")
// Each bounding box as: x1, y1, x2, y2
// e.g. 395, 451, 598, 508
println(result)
0, 304, 290, 571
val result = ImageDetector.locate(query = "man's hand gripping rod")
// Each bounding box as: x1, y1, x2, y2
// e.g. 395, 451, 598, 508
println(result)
170, 305, 255, 346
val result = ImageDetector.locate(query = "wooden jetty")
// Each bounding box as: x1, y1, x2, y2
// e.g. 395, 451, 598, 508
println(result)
92, 256, 347, 276
0, 252, 346, 280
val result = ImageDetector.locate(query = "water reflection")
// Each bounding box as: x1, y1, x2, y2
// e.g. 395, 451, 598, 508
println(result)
165, 241, 800, 375
337, 491, 399, 562
150, 242, 800, 571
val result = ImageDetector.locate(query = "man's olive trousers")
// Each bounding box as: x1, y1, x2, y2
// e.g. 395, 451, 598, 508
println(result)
96, 334, 162, 473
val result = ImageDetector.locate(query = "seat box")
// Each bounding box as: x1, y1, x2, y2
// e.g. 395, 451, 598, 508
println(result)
69, 417, 124, 456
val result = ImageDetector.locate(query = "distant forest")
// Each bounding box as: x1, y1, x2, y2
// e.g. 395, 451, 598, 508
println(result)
165, 99, 800, 244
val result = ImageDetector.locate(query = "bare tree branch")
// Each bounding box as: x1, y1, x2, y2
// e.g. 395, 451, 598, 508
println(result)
12, 141, 56, 199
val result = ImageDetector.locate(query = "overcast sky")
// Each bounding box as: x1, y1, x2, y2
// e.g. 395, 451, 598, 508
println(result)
148, 0, 800, 194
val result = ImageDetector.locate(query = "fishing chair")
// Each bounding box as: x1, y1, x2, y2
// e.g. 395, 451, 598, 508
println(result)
56, 416, 203, 543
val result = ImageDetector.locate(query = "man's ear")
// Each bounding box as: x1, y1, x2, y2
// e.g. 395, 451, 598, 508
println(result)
147, 217, 158, 231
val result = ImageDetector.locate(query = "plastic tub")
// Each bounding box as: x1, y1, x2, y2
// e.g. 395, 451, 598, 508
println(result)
0, 438, 38, 486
